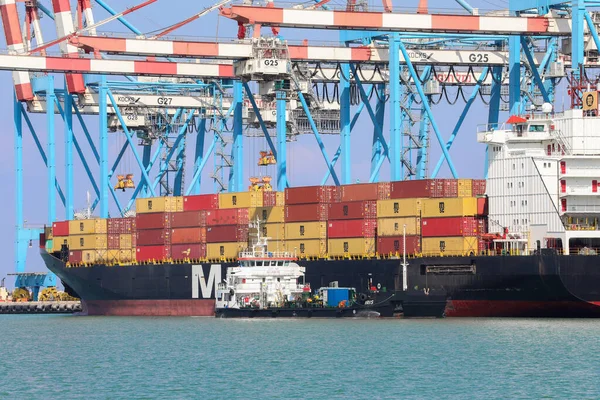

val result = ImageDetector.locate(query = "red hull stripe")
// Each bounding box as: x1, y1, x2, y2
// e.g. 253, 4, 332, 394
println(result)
83, 299, 216, 316
447, 300, 600, 317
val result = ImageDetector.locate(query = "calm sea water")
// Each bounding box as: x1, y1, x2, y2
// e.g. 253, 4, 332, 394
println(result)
0, 316, 598, 399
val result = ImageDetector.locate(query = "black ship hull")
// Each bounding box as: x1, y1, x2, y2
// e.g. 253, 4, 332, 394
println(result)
41, 250, 600, 317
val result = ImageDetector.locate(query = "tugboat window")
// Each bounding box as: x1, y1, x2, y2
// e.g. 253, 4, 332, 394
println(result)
393, 202, 399, 213
148, 200, 152, 210
300, 226, 305, 236
262, 209, 267, 220
232, 195, 237, 205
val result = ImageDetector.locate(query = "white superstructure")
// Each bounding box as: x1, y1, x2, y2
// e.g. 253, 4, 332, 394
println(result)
215, 219, 308, 309
478, 106, 600, 254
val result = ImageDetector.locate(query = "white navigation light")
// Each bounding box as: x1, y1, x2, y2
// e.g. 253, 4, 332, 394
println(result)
542, 103, 553, 113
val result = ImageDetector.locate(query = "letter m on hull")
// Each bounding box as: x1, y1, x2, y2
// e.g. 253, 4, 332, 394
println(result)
192, 265, 222, 299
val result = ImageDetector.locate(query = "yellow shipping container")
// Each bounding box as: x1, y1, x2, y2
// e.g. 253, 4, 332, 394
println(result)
458, 179, 473, 198
119, 249, 134, 262
260, 223, 285, 240
176, 196, 184, 212
218, 192, 262, 209
69, 218, 107, 234
422, 237, 478, 256
81, 250, 107, 263
285, 239, 327, 257
421, 197, 478, 218
267, 240, 286, 253
119, 234, 132, 249
52, 237, 69, 252
284, 222, 327, 240
136, 197, 180, 213
377, 199, 422, 218
69, 234, 108, 250
207, 242, 246, 259
276, 192, 285, 206
377, 217, 420, 236
249, 206, 285, 224
106, 250, 121, 263
328, 238, 376, 257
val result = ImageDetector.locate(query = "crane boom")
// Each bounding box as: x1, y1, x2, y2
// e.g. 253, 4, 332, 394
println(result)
68, 35, 544, 65
219, 6, 571, 36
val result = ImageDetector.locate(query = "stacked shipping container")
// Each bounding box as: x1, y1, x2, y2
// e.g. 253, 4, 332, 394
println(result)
51, 179, 490, 263
284, 186, 337, 257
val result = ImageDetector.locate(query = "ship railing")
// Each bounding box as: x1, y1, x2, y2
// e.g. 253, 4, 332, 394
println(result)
238, 250, 296, 259
477, 123, 507, 133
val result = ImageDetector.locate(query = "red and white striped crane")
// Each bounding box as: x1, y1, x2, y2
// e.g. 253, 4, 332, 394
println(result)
219, 5, 571, 35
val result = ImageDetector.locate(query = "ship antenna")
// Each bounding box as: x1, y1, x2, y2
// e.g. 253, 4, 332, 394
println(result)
402, 224, 408, 292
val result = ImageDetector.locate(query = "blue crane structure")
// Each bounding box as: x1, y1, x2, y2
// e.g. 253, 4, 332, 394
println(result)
0, 0, 599, 285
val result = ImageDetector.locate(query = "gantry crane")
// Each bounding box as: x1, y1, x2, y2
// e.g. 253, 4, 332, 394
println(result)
2, 0, 600, 282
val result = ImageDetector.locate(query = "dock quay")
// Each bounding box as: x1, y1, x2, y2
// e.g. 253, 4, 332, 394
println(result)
0, 301, 81, 314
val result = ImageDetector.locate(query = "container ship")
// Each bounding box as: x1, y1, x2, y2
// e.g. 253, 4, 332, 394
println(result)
41, 104, 600, 317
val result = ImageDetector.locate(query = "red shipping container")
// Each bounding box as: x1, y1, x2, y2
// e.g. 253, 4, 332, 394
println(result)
340, 183, 379, 202
285, 203, 328, 222
328, 219, 377, 238
391, 179, 444, 199
442, 179, 458, 198
136, 229, 171, 246
477, 218, 487, 235
421, 217, 478, 237
171, 211, 205, 228
53, 221, 69, 236
108, 234, 121, 249
285, 186, 336, 205
205, 208, 248, 226
171, 243, 207, 260
331, 186, 342, 203
183, 194, 219, 211
107, 218, 123, 234
108, 218, 135, 234
478, 239, 487, 253
136, 213, 171, 230
477, 197, 488, 216
377, 236, 421, 255
68, 250, 83, 264
328, 201, 377, 220
136, 245, 171, 262
171, 227, 206, 244
472, 179, 487, 196
263, 192, 277, 207
378, 182, 391, 200
206, 225, 249, 243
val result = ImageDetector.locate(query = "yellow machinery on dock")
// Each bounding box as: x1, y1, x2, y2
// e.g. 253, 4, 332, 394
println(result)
114, 174, 135, 191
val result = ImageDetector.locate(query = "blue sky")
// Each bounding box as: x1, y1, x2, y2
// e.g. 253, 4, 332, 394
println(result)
0, 0, 516, 283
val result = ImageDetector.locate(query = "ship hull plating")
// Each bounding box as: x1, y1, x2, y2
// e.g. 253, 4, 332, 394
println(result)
41, 250, 600, 317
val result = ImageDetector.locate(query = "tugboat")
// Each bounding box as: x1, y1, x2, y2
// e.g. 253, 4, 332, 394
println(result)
215, 219, 447, 318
